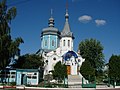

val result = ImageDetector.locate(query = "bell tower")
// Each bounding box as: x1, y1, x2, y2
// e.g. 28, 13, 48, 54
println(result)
60, 7, 74, 55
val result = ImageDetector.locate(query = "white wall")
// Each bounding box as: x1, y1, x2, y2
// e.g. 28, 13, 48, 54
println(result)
60, 37, 73, 55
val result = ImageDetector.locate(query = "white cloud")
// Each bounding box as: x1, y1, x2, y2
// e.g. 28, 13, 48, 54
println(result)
78, 15, 92, 23
95, 19, 106, 26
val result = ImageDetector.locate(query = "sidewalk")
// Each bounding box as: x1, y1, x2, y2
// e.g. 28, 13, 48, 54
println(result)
0, 85, 120, 90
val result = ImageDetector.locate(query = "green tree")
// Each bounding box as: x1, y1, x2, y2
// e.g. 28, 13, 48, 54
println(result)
78, 39, 104, 77
12, 54, 44, 69
109, 55, 120, 80
80, 60, 95, 82
52, 61, 67, 82
0, 0, 23, 70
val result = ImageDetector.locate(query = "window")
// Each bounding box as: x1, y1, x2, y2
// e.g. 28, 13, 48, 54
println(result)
32, 76, 37, 79
34, 73, 37, 75
11, 75, 15, 78
45, 40, 47, 46
52, 40, 54, 46
11, 72, 15, 74
63, 40, 65, 46
78, 59, 81, 62
68, 40, 70, 47
27, 76, 32, 78
53, 57, 56, 61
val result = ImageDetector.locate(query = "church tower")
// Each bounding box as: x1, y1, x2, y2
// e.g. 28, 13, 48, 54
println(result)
60, 9, 74, 55
41, 12, 60, 52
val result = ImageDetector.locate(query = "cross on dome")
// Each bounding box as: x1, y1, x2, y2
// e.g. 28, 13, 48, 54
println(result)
48, 9, 54, 27
61, 7, 74, 39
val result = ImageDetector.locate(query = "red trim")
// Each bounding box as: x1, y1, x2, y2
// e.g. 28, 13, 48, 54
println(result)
3, 86, 16, 89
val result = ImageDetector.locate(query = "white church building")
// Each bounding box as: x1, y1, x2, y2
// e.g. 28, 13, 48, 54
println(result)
40, 9, 85, 77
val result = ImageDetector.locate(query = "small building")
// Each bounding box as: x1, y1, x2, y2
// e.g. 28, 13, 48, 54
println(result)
0, 69, 16, 83
16, 69, 39, 85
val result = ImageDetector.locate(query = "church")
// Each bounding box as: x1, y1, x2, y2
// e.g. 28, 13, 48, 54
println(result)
40, 9, 85, 77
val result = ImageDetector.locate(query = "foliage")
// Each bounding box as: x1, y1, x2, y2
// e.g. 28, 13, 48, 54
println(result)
0, 0, 24, 70
44, 74, 53, 82
10, 82, 16, 86
109, 55, 120, 80
12, 54, 44, 69
96, 69, 104, 83
79, 38, 104, 77
52, 61, 67, 82
80, 60, 95, 82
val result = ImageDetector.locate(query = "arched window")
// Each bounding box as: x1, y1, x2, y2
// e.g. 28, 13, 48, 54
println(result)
63, 40, 65, 46
53, 57, 56, 61
52, 40, 54, 46
68, 40, 70, 47
45, 40, 47, 46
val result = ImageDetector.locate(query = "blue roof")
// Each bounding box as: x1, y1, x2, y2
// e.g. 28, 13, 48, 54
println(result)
63, 51, 78, 61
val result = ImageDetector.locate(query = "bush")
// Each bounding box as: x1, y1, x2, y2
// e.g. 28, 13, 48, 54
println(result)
10, 82, 16, 86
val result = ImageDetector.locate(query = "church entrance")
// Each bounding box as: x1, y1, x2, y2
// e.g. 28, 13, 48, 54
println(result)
67, 65, 71, 75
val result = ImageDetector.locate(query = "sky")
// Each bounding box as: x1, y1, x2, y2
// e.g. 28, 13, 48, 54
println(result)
5, 0, 120, 63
